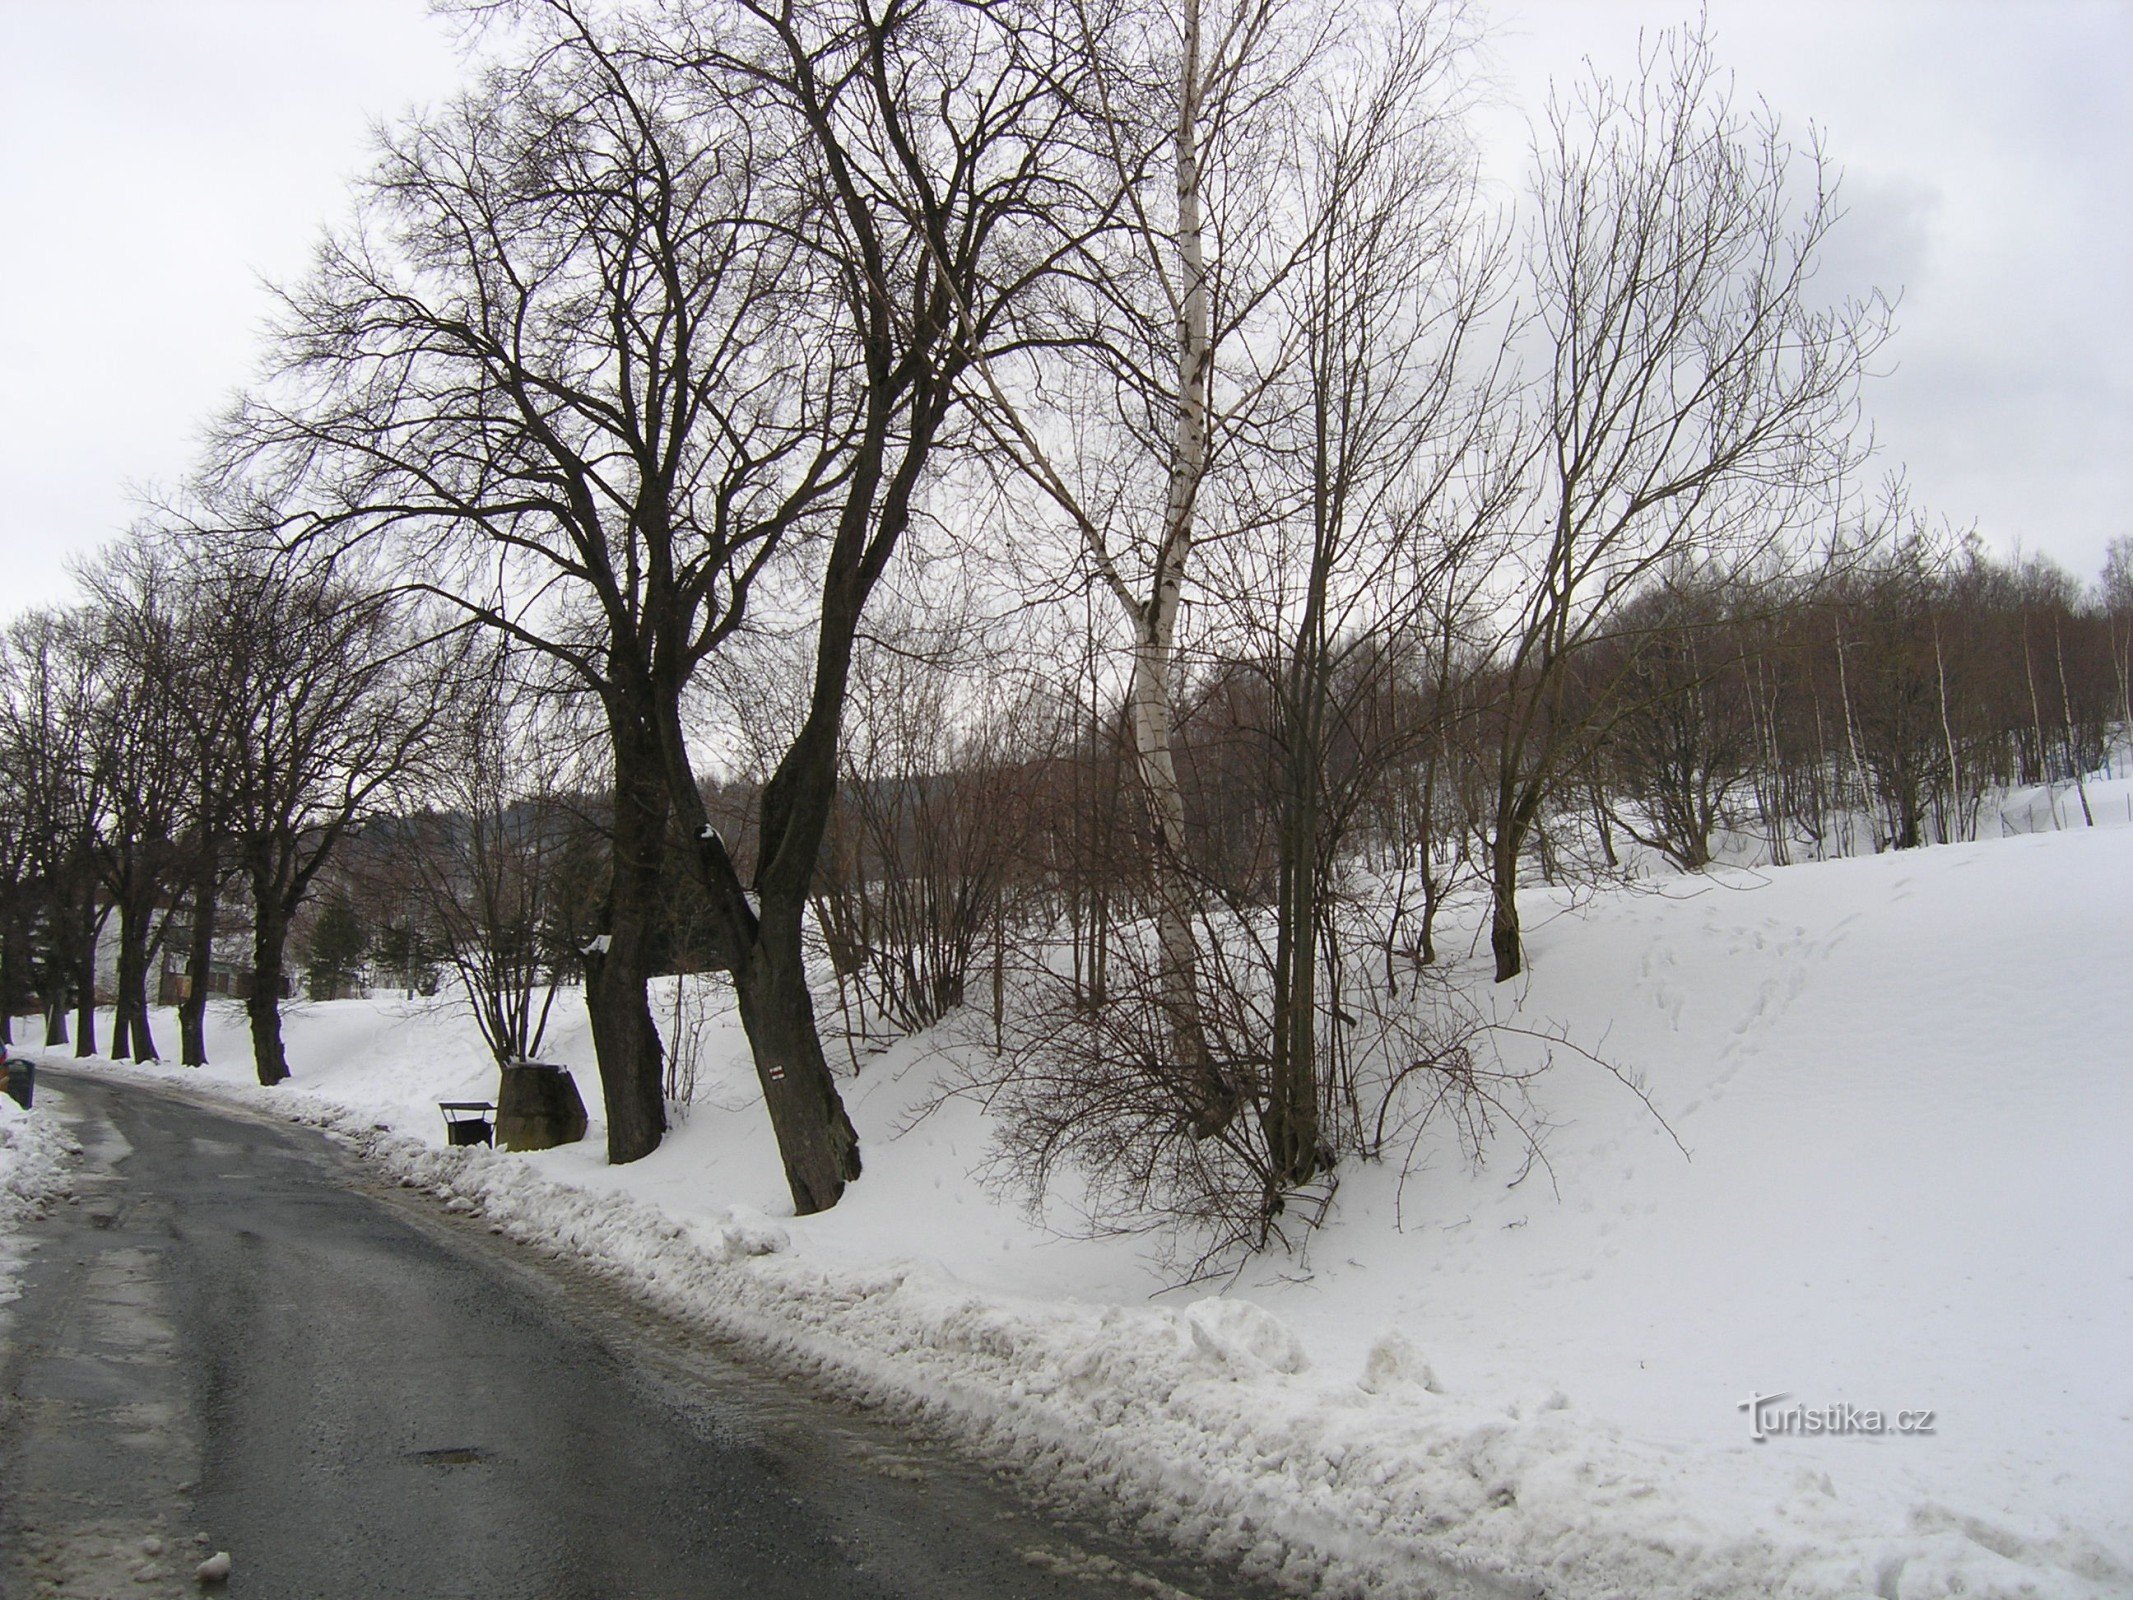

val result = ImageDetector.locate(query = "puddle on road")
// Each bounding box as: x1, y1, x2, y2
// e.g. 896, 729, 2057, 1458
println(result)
407, 1445, 492, 1466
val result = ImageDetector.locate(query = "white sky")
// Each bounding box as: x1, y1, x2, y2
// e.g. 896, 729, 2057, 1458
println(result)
1, 0, 2126, 615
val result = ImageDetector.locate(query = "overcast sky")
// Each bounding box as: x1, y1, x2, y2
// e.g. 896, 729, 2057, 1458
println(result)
1, 0, 2125, 614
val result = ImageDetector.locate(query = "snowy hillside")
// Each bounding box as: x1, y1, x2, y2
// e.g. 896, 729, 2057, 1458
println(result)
31, 803, 2133, 1600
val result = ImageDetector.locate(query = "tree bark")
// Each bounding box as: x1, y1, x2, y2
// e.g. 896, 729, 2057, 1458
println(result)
114, 901, 157, 1063
580, 711, 669, 1165
656, 675, 861, 1213
112, 927, 139, 1062
247, 890, 291, 1086
0, 924, 19, 1046
1489, 781, 1544, 983
1264, 761, 1321, 1187
731, 897, 861, 1215
180, 859, 220, 1066
73, 895, 99, 1058
1130, 0, 1231, 1136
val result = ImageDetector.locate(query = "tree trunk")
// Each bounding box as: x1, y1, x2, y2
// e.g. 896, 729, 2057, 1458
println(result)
1264, 753, 1321, 1188
1128, 642, 1229, 1132
112, 922, 139, 1062
731, 899, 861, 1215
2054, 621, 2095, 828
655, 692, 862, 1214
180, 861, 220, 1066
637, 391, 948, 1208
0, 927, 16, 1046
1136, 0, 1231, 1136
247, 892, 292, 1086
115, 895, 158, 1063
1490, 788, 1541, 983
1490, 829, 1522, 982
73, 897, 99, 1058
581, 714, 669, 1165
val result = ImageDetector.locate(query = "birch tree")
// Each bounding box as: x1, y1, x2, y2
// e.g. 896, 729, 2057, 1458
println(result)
974, 0, 1477, 1132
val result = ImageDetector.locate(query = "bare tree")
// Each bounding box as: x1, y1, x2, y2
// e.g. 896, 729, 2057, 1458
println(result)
226, 0, 1103, 1207
393, 648, 592, 1067
633, 0, 1115, 1208
221, 5, 837, 1163
0, 610, 108, 1052
806, 592, 1052, 1038
1589, 573, 1763, 871
963, 2, 1513, 1244
1207, 16, 1505, 1190
1482, 21, 1887, 978
79, 542, 200, 1062
2104, 535, 2133, 755
971, 0, 1479, 1135
181, 550, 446, 1086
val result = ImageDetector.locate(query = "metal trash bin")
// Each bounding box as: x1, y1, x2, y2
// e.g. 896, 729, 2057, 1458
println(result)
439, 1101, 496, 1147
4, 1059, 33, 1111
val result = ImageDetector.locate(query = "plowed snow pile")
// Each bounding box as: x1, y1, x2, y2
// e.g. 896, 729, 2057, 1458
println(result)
44, 801, 2133, 1599
0, 1086, 80, 1304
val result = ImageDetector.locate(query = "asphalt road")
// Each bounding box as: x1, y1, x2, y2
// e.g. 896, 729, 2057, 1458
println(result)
0, 1070, 1271, 1600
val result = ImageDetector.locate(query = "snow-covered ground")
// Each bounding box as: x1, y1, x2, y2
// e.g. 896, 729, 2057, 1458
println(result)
27, 783, 2133, 1600
0, 1073, 81, 1307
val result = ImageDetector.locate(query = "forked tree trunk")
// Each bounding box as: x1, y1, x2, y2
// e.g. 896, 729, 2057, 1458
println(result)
657, 675, 861, 1213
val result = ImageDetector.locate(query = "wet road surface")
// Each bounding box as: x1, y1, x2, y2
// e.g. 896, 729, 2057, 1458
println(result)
0, 1070, 1275, 1600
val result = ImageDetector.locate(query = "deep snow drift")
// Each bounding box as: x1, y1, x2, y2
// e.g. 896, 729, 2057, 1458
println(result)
33, 794, 2133, 1599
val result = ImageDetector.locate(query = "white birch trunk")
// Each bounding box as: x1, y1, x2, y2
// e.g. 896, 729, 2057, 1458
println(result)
1124, 0, 1227, 1129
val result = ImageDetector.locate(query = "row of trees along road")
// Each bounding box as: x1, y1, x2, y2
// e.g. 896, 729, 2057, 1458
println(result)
10, 0, 2124, 1243
0, 543, 444, 1084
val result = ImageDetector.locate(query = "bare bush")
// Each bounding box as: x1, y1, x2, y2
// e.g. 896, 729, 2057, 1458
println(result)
962, 894, 1542, 1275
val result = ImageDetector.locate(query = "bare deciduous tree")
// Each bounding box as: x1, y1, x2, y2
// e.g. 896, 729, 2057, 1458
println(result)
1483, 21, 1887, 979
391, 648, 593, 1067
181, 549, 446, 1085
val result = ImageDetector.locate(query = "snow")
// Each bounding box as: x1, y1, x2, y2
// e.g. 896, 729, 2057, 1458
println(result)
0, 1075, 80, 1307
27, 784, 2133, 1600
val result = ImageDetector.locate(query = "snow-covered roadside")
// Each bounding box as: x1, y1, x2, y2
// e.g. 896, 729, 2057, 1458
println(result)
35, 1052, 2062, 1600
27, 782, 2133, 1599
0, 1085, 81, 1308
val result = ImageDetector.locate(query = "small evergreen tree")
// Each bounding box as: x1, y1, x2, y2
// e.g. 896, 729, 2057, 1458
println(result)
304, 891, 369, 1002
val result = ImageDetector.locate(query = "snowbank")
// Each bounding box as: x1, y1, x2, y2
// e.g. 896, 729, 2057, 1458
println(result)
0, 1082, 80, 1306
32, 800, 2133, 1600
